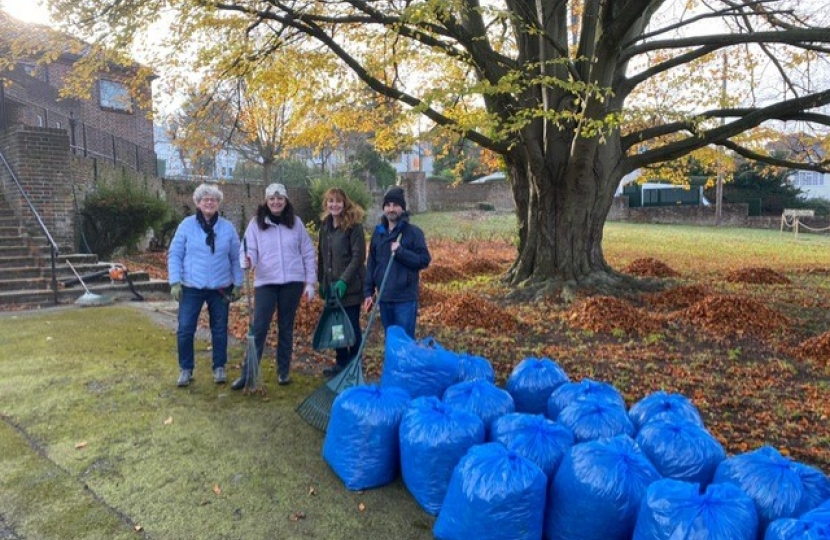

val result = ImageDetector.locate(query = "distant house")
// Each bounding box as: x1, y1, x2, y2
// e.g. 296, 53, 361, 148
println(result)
154, 124, 238, 180
0, 10, 156, 174
789, 170, 830, 201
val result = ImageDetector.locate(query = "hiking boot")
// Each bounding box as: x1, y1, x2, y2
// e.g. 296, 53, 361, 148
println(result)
230, 377, 246, 390
322, 365, 344, 377
278, 374, 291, 386
177, 369, 192, 387
213, 367, 227, 384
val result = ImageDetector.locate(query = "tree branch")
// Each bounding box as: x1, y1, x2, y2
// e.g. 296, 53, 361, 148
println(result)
722, 140, 830, 173
621, 28, 830, 62
622, 88, 830, 171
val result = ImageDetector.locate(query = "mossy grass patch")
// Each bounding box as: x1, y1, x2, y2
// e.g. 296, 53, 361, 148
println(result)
0, 306, 434, 539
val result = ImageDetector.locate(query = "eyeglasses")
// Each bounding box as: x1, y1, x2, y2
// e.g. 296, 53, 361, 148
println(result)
201, 197, 218, 203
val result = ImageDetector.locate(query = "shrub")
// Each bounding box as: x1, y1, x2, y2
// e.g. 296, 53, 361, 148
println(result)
81, 182, 173, 258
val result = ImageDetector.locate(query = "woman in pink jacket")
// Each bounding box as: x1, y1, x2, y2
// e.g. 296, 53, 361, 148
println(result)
232, 183, 317, 388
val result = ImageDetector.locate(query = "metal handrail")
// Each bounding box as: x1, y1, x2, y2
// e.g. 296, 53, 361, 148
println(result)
0, 148, 61, 304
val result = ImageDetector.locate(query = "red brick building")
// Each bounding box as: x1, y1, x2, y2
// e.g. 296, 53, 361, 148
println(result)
0, 10, 156, 174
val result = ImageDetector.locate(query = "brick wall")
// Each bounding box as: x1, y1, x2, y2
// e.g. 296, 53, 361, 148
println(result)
160, 180, 315, 235
0, 125, 74, 248
426, 179, 515, 211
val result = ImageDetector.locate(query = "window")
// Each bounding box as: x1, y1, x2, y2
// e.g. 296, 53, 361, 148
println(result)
98, 79, 133, 113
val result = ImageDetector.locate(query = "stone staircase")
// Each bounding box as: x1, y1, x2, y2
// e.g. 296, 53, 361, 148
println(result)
0, 192, 170, 309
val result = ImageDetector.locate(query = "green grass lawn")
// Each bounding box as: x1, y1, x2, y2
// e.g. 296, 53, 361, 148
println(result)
412, 211, 830, 273
0, 307, 434, 540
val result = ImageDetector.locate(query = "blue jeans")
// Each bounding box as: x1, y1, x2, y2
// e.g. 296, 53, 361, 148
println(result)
177, 286, 230, 371
379, 301, 418, 339
335, 304, 363, 367
252, 282, 303, 378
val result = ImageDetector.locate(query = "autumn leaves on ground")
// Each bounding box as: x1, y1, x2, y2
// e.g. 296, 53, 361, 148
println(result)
125, 220, 830, 473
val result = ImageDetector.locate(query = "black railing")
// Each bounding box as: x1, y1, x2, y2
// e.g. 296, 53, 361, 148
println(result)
0, 90, 157, 176
0, 148, 60, 305
0, 81, 8, 131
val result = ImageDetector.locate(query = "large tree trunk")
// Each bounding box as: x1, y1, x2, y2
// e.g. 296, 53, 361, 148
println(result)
505, 131, 640, 298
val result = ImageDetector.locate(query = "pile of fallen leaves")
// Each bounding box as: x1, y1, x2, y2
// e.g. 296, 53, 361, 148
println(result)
724, 267, 791, 284
790, 332, 830, 366
422, 263, 465, 284
565, 296, 665, 336
420, 286, 450, 307
116, 252, 167, 280
623, 257, 680, 277
420, 293, 521, 333
464, 258, 507, 276
674, 294, 790, 339
644, 285, 707, 310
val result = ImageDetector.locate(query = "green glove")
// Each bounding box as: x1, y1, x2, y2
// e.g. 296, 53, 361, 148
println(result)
334, 280, 347, 298
318, 285, 325, 298
170, 283, 182, 302
231, 287, 242, 302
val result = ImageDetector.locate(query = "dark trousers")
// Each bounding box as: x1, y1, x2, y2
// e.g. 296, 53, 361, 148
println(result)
335, 303, 363, 367
252, 282, 303, 378
177, 286, 229, 371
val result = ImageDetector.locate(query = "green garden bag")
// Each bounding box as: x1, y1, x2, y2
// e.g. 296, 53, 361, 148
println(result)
312, 286, 356, 350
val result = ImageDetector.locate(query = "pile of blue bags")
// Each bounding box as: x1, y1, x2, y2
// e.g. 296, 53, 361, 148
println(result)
322, 326, 830, 540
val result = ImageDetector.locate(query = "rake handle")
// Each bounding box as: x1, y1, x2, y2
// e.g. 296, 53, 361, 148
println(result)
353, 238, 399, 363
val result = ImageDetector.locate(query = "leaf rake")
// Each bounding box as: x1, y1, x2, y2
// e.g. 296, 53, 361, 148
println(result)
296, 242, 399, 431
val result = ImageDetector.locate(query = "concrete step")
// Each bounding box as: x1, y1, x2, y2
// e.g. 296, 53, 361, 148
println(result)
0, 262, 118, 280
0, 225, 23, 236
0, 236, 35, 248
0, 245, 33, 258
0, 255, 39, 269
0, 279, 171, 309
0, 270, 150, 292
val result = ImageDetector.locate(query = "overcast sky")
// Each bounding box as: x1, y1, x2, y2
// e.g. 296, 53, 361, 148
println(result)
2, 0, 52, 25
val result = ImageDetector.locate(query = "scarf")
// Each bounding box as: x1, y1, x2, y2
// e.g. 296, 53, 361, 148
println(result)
265, 211, 282, 227
196, 210, 218, 253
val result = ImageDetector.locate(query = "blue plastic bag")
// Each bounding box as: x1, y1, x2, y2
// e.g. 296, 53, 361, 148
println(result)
635, 418, 726, 487
322, 384, 410, 491
456, 353, 496, 383
628, 390, 704, 432
546, 378, 625, 420
489, 413, 574, 479
433, 443, 547, 540
545, 435, 661, 540
399, 396, 485, 515
381, 326, 460, 398
713, 446, 830, 534
557, 398, 634, 443
765, 518, 830, 540
632, 479, 758, 540
442, 379, 514, 436
802, 499, 830, 523
506, 357, 569, 414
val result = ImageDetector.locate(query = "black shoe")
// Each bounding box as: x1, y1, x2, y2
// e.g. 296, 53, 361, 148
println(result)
322, 365, 345, 377
177, 369, 192, 387
230, 377, 246, 390
278, 374, 291, 386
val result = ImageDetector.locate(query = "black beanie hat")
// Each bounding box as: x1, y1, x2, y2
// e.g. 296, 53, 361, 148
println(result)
382, 187, 406, 211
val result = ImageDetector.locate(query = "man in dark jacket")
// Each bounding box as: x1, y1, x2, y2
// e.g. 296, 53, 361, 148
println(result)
363, 186, 431, 338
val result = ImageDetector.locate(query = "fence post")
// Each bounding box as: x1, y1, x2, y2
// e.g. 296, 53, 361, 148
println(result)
111, 135, 117, 165
69, 112, 77, 153
0, 80, 6, 130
